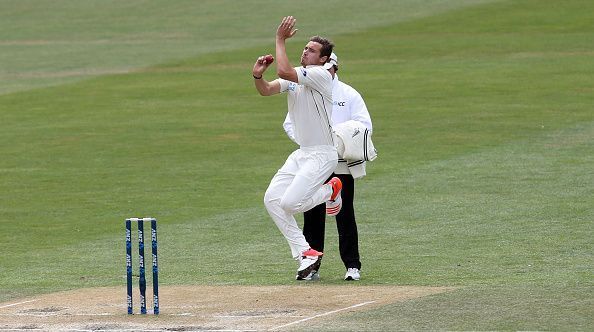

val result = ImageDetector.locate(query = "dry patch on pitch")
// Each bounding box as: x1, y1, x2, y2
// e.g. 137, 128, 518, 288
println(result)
0, 285, 451, 331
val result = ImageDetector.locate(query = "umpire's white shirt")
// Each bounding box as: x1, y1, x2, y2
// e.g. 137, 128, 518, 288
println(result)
331, 74, 372, 132
278, 66, 334, 148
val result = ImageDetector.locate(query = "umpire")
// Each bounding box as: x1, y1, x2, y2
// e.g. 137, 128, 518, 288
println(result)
283, 52, 373, 281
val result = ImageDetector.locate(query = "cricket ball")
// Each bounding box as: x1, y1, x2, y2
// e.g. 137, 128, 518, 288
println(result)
264, 54, 274, 64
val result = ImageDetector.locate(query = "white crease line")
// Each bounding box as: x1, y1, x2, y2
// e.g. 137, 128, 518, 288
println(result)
0, 299, 37, 309
0, 330, 161, 332
0, 312, 112, 317
0, 330, 256, 332
269, 300, 376, 331
216, 315, 300, 318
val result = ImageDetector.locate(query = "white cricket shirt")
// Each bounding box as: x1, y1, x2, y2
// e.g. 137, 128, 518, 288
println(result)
278, 65, 334, 148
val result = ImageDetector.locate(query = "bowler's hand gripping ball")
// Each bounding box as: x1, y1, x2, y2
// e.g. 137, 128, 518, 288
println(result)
264, 54, 274, 65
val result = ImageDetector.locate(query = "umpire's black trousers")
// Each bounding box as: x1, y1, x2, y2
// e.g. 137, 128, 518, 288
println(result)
303, 173, 361, 270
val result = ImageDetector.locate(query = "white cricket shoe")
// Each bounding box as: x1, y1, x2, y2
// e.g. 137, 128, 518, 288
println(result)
344, 268, 360, 281
297, 256, 322, 281
296, 249, 323, 280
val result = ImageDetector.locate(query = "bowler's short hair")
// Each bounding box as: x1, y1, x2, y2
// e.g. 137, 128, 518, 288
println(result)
309, 36, 334, 61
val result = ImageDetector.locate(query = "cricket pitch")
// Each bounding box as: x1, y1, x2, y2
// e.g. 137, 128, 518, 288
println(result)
0, 285, 452, 331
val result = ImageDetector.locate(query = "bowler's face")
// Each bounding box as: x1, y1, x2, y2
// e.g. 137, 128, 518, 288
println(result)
300, 41, 325, 67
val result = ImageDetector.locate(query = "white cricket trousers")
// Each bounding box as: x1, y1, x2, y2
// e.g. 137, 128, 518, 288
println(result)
264, 145, 338, 259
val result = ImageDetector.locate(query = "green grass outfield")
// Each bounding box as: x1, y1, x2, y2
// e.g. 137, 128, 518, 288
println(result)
1, 0, 593, 330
